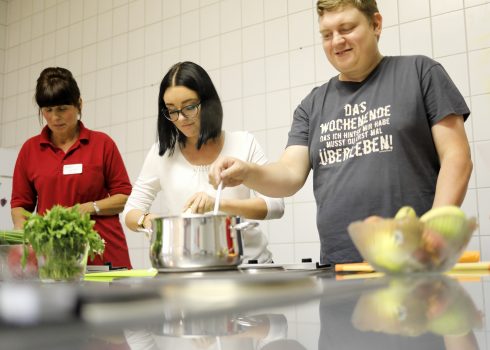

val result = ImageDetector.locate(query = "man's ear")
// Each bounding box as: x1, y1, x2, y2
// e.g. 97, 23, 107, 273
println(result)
373, 12, 383, 40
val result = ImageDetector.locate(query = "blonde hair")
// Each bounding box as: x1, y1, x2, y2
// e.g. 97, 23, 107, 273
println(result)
316, 0, 379, 23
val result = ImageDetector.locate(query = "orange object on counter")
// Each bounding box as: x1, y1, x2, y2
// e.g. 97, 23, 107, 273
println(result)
458, 250, 480, 263
335, 250, 481, 273
335, 262, 373, 273
451, 262, 490, 271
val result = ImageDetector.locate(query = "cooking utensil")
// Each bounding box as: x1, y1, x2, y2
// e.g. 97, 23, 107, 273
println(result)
141, 214, 258, 271
213, 181, 223, 215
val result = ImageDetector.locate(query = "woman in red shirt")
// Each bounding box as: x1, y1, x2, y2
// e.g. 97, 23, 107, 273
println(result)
11, 67, 132, 269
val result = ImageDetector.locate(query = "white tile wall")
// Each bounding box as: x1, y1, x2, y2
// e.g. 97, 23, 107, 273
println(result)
468, 49, 490, 95
398, 0, 430, 23
399, 18, 433, 56
265, 53, 290, 91
432, 10, 466, 57
243, 94, 267, 131
242, 23, 264, 61
288, 10, 314, 50
266, 89, 290, 129
199, 3, 219, 39
0, 0, 489, 268
243, 59, 265, 96
265, 17, 289, 56
220, 0, 241, 33
220, 30, 241, 66
430, 0, 464, 15
472, 94, 490, 142
242, 0, 263, 26
465, 3, 490, 51
222, 98, 243, 131
437, 54, 470, 97
264, 0, 288, 21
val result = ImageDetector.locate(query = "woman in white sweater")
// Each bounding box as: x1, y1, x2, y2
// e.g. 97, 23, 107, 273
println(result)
123, 61, 284, 263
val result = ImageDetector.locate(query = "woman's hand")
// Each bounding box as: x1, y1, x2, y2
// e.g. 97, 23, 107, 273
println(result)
183, 192, 216, 214
75, 202, 94, 215
124, 209, 155, 232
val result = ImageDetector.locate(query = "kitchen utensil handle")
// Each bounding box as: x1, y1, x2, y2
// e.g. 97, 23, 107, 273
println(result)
136, 227, 152, 240
231, 221, 259, 231
213, 182, 223, 215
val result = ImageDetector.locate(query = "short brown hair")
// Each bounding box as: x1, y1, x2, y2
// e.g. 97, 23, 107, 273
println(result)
316, 0, 379, 23
35, 67, 82, 123
35, 67, 81, 110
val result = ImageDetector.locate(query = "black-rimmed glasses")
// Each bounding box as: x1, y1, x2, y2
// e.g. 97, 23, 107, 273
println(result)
162, 103, 201, 122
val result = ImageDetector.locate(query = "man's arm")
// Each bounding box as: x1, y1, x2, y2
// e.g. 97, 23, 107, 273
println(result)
431, 114, 473, 207
210, 145, 311, 197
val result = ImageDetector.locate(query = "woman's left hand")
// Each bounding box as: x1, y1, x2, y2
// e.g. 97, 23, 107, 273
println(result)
183, 192, 216, 214
73, 202, 94, 215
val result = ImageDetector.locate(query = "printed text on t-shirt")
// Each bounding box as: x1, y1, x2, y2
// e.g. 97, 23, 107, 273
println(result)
318, 102, 393, 166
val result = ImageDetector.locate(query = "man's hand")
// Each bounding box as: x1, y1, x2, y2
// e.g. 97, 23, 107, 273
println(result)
209, 157, 251, 189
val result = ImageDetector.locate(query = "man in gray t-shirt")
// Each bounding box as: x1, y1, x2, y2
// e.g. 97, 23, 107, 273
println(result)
209, 1, 472, 265
288, 55, 470, 263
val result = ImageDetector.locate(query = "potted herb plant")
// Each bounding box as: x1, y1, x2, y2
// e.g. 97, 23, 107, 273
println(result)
22, 205, 105, 282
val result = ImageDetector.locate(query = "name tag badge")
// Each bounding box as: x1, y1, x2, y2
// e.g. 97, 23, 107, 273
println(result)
63, 164, 83, 175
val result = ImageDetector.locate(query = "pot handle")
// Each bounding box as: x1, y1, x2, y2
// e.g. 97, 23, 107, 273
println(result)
136, 227, 152, 240
230, 221, 259, 231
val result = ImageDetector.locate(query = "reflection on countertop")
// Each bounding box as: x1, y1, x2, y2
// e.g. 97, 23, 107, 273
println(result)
319, 274, 482, 350
124, 313, 290, 350
0, 267, 488, 350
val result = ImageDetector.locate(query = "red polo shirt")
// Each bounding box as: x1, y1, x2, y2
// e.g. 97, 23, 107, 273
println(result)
11, 122, 132, 269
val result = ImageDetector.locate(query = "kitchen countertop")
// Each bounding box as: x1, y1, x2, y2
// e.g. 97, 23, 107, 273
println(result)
0, 266, 488, 350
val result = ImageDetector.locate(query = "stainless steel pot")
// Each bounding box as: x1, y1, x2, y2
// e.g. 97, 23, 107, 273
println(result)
144, 214, 258, 271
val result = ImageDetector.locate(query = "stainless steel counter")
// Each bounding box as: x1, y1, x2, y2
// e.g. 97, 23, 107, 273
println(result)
0, 268, 488, 350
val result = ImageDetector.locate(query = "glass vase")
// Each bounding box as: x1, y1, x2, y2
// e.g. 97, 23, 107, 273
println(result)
37, 243, 89, 282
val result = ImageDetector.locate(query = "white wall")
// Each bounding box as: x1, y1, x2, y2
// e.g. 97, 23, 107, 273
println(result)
0, 0, 488, 268
0, 0, 6, 126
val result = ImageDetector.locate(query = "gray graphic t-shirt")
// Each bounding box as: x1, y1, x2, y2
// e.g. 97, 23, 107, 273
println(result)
287, 55, 470, 264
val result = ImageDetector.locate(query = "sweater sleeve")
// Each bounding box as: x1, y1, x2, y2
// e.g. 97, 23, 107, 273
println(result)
245, 132, 285, 220
122, 143, 162, 224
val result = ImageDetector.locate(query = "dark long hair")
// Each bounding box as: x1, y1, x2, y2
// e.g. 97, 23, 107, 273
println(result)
157, 61, 223, 156
35, 67, 82, 122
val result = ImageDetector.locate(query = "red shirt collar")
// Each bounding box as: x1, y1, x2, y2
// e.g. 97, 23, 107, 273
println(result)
39, 121, 90, 146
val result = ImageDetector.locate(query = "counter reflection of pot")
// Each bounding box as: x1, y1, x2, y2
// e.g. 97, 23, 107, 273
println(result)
157, 313, 241, 338
143, 214, 258, 271
125, 313, 290, 349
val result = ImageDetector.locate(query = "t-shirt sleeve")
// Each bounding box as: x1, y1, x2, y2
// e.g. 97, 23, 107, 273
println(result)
421, 62, 470, 126
11, 143, 37, 212
287, 90, 315, 148
103, 136, 132, 196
